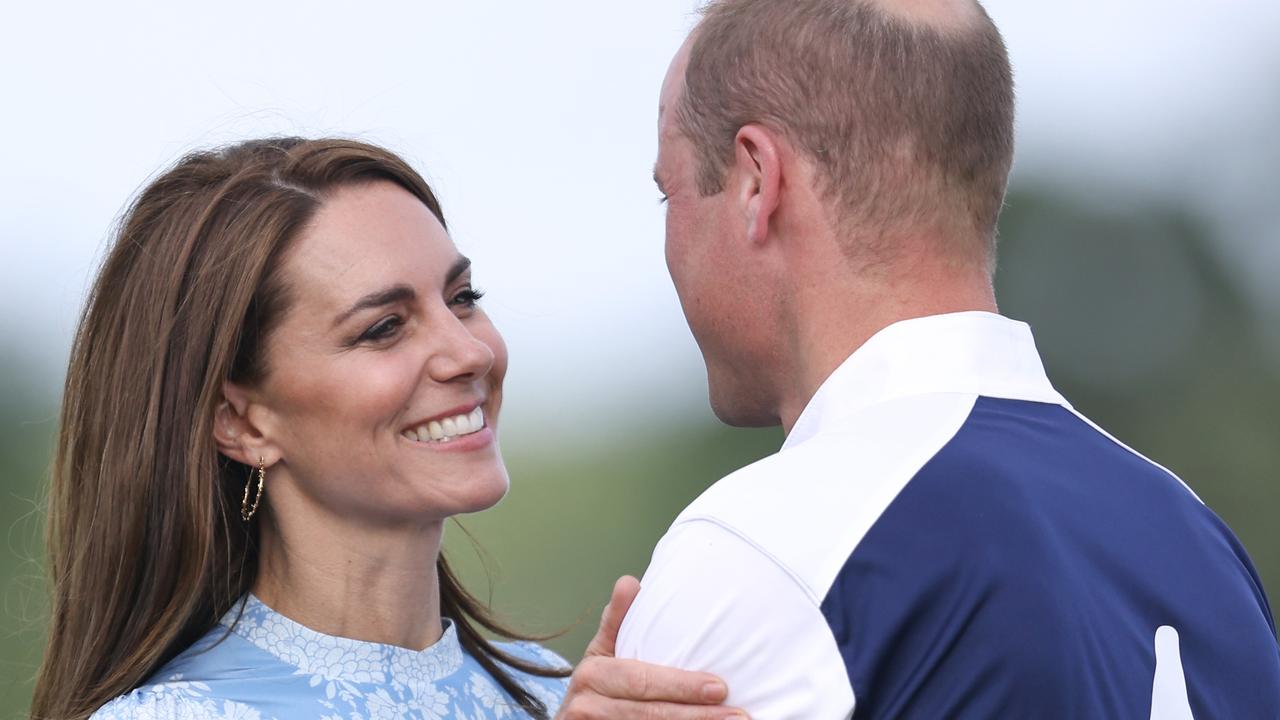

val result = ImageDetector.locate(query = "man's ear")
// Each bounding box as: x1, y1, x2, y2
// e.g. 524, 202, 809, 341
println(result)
732, 124, 782, 245
214, 380, 278, 467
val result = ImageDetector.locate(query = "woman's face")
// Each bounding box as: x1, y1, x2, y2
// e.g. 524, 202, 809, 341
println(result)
248, 180, 509, 526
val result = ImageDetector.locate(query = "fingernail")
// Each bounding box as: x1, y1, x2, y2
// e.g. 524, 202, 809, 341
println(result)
702, 681, 727, 701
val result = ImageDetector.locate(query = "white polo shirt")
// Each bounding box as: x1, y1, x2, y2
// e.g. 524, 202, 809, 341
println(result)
616, 312, 1280, 719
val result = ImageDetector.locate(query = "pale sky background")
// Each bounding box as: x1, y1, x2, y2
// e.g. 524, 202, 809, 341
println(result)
2, 0, 1278, 438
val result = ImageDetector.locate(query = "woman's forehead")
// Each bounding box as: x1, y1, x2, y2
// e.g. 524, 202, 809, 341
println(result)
285, 181, 459, 305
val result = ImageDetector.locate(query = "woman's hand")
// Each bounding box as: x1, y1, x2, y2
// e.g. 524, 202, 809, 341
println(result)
555, 576, 747, 720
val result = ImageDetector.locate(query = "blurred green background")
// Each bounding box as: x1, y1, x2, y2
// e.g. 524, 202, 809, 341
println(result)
3, 181, 1277, 716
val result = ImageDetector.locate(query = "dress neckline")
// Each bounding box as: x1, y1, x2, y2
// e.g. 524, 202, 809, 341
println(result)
220, 593, 465, 690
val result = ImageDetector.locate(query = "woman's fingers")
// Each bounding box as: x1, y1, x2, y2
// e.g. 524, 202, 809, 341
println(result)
584, 575, 642, 658
571, 657, 728, 705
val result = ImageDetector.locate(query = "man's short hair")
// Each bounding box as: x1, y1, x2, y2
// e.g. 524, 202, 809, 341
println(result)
678, 0, 1014, 259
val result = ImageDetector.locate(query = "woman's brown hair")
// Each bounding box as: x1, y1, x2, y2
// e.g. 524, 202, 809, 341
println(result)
32, 137, 568, 720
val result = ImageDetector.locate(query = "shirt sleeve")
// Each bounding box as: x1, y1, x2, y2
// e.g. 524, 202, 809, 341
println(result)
615, 518, 855, 720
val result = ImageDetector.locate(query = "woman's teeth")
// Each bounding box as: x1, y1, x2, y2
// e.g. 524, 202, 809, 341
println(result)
403, 407, 485, 443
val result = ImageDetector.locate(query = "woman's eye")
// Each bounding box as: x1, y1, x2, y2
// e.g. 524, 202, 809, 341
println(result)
359, 315, 403, 342
451, 286, 485, 309
657, 193, 669, 205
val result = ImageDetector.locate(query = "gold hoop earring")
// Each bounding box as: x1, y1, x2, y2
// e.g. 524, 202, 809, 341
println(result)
241, 457, 265, 521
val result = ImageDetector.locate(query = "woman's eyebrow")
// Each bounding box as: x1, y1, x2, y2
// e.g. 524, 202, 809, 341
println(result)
331, 256, 472, 328
332, 285, 415, 328
446, 255, 472, 284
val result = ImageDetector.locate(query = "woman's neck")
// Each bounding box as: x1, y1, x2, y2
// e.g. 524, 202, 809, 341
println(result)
251, 510, 445, 651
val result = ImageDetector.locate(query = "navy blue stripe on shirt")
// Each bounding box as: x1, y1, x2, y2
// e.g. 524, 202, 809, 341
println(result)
820, 397, 1280, 719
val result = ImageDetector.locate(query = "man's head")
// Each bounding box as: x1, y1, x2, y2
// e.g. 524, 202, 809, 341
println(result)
656, 0, 1014, 428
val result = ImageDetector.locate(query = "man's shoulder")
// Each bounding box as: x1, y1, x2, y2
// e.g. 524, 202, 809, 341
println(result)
619, 506, 857, 716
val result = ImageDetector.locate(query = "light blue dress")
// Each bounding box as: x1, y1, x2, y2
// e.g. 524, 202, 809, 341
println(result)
91, 595, 570, 719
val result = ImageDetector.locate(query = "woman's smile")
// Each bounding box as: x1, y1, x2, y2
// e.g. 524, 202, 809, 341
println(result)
400, 401, 497, 452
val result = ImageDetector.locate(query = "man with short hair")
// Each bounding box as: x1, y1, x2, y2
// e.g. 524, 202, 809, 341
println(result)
615, 0, 1280, 717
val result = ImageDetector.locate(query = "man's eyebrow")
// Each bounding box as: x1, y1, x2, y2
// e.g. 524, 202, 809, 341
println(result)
652, 165, 665, 191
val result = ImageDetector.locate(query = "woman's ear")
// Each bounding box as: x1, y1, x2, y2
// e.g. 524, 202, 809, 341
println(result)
214, 381, 278, 466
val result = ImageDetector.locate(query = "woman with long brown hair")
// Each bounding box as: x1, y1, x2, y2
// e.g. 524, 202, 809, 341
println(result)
31, 138, 741, 720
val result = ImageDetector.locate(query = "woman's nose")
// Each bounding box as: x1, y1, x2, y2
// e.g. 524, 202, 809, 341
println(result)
425, 314, 495, 383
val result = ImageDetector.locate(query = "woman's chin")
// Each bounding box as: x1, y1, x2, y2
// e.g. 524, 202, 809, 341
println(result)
405, 467, 511, 520
456, 471, 511, 515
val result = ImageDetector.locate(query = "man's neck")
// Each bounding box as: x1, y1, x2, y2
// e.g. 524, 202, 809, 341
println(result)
777, 248, 997, 435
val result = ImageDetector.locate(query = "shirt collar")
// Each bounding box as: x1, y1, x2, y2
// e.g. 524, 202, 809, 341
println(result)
221, 593, 465, 689
783, 311, 1067, 450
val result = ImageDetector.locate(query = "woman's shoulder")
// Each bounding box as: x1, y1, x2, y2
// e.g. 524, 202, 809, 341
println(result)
495, 639, 573, 675
450, 640, 569, 716
89, 676, 259, 720
495, 640, 573, 703
90, 622, 281, 720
